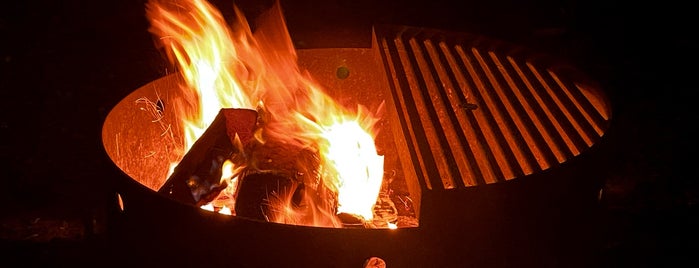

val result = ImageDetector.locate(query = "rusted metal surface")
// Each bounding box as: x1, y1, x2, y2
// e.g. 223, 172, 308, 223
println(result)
102, 74, 185, 190
373, 25, 611, 190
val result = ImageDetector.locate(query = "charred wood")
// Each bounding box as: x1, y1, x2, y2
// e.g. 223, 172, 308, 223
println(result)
158, 108, 258, 206
234, 172, 298, 221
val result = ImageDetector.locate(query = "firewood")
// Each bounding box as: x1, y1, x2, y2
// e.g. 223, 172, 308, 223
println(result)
233, 132, 343, 224
233, 172, 298, 221
158, 108, 258, 206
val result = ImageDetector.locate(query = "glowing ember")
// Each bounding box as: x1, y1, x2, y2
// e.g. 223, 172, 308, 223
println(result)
387, 222, 398, 230
201, 159, 240, 213
146, 0, 385, 227
201, 203, 215, 212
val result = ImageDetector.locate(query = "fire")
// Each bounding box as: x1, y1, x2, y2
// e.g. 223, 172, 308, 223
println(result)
321, 121, 384, 220
208, 159, 240, 214
146, 0, 257, 154
146, 0, 385, 227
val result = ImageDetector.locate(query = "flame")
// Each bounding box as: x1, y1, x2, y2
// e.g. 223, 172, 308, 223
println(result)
147, 0, 258, 153
206, 159, 240, 214
262, 182, 343, 227
387, 222, 398, 230
200, 203, 215, 212
146, 0, 384, 227
319, 120, 384, 220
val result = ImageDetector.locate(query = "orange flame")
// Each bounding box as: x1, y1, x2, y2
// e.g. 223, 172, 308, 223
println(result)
321, 120, 384, 221
146, 0, 384, 226
147, 0, 257, 153
204, 159, 240, 214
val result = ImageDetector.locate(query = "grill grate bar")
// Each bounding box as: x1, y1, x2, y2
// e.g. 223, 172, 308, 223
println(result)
454, 44, 517, 182
536, 66, 600, 147
382, 35, 443, 190
401, 37, 468, 189
409, 38, 482, 187
471, 47, 541, 176
437, 42, 503, 185
423, 40, 488, 186
505, 57, 574, 162
523, 62, 589, 154
396, 37, 456, 189
374, 26, 610, 190
547, 70, 609, 135
489, 53, 560, 169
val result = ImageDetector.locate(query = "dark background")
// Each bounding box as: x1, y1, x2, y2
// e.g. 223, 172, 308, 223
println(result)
1, 0, 696, 266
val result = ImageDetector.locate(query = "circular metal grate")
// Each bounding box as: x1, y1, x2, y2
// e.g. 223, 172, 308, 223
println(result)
374, 25, 611, 190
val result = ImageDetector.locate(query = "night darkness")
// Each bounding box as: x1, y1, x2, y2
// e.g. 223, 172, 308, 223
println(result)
1, 0, 696, 267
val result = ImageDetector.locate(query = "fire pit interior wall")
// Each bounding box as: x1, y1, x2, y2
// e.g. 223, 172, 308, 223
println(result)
102, 46, 420, 226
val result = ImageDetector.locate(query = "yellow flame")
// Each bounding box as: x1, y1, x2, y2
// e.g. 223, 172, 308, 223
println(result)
147, 0, 384, 226
200, 203, 215, 212
220, 159, 236, 181
387, 222, 398, 230
322, 121, 384, 220
208, 160, 240, 213
219, 206, 232, 215
263, 183, 342, 227
147, 0, 257, 154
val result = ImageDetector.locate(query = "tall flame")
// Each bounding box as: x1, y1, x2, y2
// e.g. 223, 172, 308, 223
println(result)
146, 0, 384, 226
147, 0, 257, 153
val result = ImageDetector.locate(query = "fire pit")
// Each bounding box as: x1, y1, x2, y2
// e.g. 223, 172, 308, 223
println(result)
101, 0, 611, 266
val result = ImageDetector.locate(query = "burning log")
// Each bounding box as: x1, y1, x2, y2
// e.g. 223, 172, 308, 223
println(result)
158, 108, 258, 206
235, 135, 340, 225
158, 106, 342, 226
156, 105, 396, 228
234, 172, 299, 221
142, 0, 394, 228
